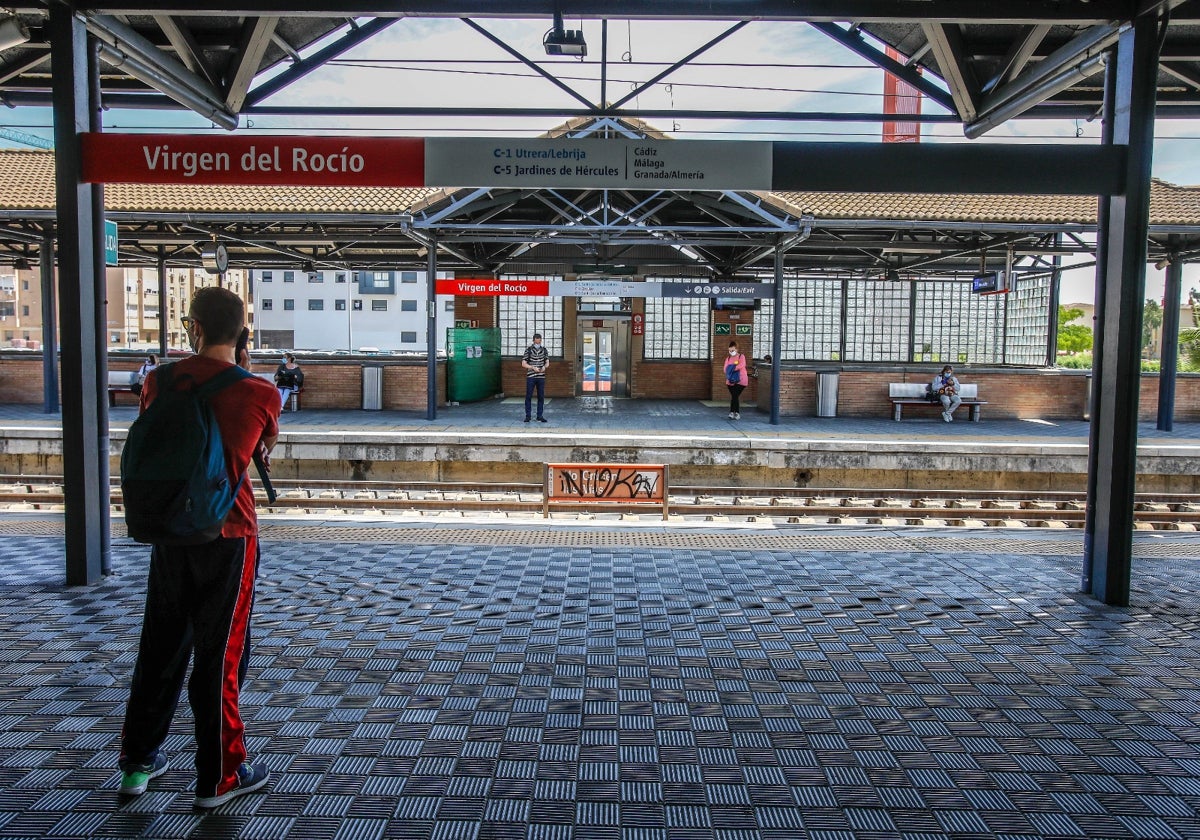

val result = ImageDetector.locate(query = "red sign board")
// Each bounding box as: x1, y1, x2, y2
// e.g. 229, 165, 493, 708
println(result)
80, 133, 425, 187
632, 313, 644, 336
436, 279, 550, 296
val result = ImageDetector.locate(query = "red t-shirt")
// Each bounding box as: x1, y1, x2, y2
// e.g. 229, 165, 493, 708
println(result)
140, 356, 281, 537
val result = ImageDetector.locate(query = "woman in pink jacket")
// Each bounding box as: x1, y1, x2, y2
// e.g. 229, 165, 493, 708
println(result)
722, 340, 749, 420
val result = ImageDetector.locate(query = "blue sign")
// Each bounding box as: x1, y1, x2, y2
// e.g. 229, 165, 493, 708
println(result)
104, 219, 118, 266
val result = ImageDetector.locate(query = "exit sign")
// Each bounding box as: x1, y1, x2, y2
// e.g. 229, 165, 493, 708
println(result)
715, 324, 731, 335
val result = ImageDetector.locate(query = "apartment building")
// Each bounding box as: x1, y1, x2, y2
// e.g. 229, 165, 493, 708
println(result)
250, 268, 455, 353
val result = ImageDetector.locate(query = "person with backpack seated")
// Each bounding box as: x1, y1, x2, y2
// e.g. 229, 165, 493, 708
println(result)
117, 286, 281, 810
273, 352, 303, 410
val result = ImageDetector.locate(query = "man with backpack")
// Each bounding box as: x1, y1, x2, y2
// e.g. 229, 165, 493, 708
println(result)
117, 287, 281, 809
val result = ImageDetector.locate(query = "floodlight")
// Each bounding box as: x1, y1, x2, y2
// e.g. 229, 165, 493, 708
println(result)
13, 256, 32, 272
0, 15, 30, 53
544, 7, 586, 57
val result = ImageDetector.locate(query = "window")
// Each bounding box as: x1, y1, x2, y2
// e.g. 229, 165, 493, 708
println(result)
845, 281, 908, 362
371, 300, 388, 312
335, 273, 346, 283
261, 271, 272, 282
353, 300, 363, 311
283, 299, 295, 311
283, 271, 295, 283
401, 331, 418, 343
260, 299, 273, 310
0, 302, 13, 317
401, 299, 418, 312
1004, 274, 1051, 365
755, 277, 843, 362
309, 272, 324, 283
644, 277, 709, 360
335, 299, 346, 311
401, 271, 418, 284
308, 299, 324, 311
21, 305, 29, 316
499, 279, 562, 355
22, 280, 29, 290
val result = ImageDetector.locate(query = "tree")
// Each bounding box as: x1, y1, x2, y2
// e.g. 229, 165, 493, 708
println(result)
1056, 305, 1093, 355
1142, 298, 1163, 358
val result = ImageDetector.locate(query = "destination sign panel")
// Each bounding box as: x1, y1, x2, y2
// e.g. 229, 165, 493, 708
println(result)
425, 138, 772, 191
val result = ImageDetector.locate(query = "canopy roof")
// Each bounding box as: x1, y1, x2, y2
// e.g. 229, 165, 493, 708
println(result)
1, 3, 1198, 134
2, 117, 1199, 279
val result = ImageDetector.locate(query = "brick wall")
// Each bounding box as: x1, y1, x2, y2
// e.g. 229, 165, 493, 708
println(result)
0, 354, 444, 411
3, 353, 1197, 419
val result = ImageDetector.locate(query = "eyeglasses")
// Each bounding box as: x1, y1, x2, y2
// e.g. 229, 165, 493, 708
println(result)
180, 316, 195, 330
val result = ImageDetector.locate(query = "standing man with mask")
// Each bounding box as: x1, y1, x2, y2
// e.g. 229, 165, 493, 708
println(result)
522, 332, 549, 423
118, 286, 281, 810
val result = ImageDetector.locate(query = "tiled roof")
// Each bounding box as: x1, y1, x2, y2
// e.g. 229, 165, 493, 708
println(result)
768, 179, 1200, 226
2, 148, 1199, 226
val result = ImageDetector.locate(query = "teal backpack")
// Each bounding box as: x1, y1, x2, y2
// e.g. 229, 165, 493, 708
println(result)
120, 362, 254, 545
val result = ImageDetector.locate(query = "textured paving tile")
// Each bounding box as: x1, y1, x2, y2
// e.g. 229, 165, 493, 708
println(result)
0, 532, 1197, 838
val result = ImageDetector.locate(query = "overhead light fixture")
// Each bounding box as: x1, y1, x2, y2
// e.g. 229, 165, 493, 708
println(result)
1155, 257, 1173, 270
13, 256, 32, 272
544, 5, 586, 57
301, 260, 316, 274
0, 15, 30, 53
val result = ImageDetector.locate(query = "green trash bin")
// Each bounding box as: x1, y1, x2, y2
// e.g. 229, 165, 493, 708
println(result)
446, 327, 501, 403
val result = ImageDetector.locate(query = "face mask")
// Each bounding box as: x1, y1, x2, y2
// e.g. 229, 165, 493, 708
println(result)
728, 349, 737, 356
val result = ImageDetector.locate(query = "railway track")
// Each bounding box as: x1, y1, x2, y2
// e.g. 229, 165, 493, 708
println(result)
4, 477, 1200, 530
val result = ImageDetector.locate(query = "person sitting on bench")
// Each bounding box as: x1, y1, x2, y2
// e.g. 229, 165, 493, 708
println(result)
931, 364, 962, 422
274, 353, 304, 409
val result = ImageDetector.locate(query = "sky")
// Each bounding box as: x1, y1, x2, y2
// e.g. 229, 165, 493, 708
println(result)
3, 16, 1197, 303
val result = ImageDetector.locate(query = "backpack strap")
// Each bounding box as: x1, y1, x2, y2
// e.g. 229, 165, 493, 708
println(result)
176, 362, 279, 505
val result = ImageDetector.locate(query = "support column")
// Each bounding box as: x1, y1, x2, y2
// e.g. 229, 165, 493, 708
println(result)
89, 35, 111, 577
1089, 16, 1160, 607
1157, 236, 1182, 431
427, 242, 438, 420
40, 228, 59, 413
50, 4, 104, 585
157, 247, 168, 357
770, 248, 783, 425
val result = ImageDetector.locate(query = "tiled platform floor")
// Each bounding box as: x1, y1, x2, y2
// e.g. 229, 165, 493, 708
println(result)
1, 524, 1199, 839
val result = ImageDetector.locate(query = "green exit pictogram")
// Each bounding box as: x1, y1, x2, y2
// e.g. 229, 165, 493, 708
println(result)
736, 324, 752, 335
715, 324, 731, 335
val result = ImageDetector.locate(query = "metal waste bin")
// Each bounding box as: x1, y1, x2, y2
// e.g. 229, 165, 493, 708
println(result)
816, 371, 839, 417
362, 364, 383, 410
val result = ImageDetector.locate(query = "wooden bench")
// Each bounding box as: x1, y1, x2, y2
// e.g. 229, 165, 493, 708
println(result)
889, 382, 986, 422
107, 370, 139, 407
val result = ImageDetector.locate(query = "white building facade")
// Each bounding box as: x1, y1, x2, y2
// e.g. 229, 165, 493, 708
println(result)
250, 268, 456, 353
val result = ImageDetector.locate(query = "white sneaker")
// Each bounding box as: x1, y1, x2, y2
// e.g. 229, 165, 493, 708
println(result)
734, 412, 741, 420
728, 412, 736, 419
942, 411, 952, 422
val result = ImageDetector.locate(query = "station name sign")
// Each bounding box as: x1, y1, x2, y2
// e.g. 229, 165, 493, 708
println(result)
436, 279, 774, 298
80, 134, 771, 191
82, 134, 425, 187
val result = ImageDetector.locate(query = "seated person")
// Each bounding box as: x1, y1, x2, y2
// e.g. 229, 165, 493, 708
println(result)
132, 354, 157, 396
274, 353, 304, 408
931, 364, 962, 422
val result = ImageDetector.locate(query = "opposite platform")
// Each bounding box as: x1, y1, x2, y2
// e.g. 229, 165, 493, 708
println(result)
3, 400, 1200, 491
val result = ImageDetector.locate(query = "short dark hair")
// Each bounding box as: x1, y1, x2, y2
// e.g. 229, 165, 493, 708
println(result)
532, 333, 542, 340
189, 286, 244, 346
